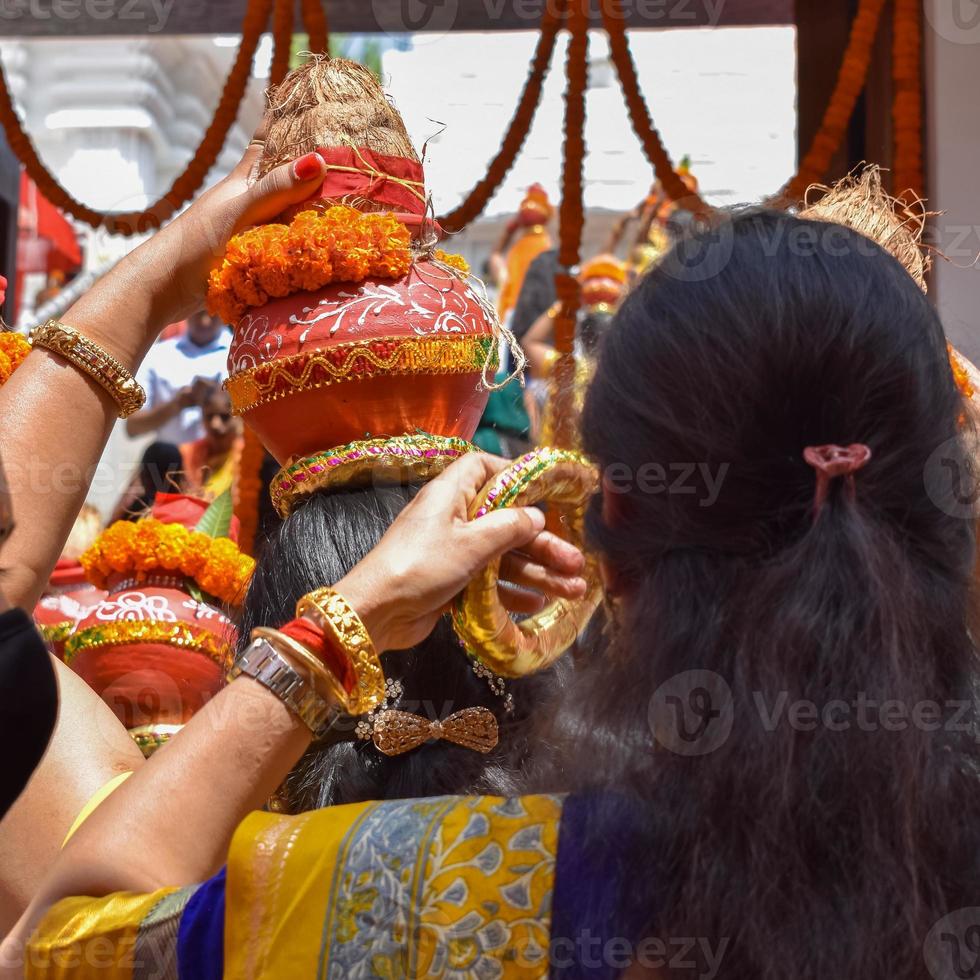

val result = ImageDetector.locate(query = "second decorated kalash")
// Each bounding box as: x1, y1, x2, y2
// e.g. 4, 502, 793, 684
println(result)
66, 492, 251, 756
207, 58, 603, 814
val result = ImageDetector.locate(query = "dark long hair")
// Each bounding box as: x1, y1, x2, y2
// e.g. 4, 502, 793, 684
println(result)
559, 210, 980, 978
241, 484, 564, 811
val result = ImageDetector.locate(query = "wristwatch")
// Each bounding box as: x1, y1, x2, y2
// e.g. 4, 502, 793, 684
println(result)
228, 636, 336, 738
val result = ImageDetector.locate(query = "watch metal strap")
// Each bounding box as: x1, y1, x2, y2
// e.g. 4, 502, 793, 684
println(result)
229, 637, 335, 737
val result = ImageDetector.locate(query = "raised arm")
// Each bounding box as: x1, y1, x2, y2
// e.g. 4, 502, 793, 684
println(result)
0, 135, 334, 943
1, 453, 587, 972
0, 136, 331, 612
0, 659, 145, 935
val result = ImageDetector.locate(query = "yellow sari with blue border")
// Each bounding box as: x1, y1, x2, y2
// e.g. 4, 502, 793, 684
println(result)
27, 793, 565, 980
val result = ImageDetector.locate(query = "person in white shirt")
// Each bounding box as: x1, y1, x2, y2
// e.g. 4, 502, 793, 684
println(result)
126, 312, 231, 444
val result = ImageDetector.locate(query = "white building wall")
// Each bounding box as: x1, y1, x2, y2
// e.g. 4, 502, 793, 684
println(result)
0, 36, 268, 517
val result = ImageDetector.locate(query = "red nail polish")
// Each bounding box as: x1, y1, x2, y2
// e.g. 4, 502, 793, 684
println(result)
293, 153, 322, 181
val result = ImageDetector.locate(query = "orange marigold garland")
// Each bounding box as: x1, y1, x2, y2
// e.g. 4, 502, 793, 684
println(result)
949, 344, 976, 402
551, 0, 588, 452
234, 426, 266, 557
892, 0, 924, 205
270, 0, 294, 88
604, 0, 886, 211
81, 520, 255, 607
439, 0, 564, 232
776, 0, 888, 204
0, 0, 272, 234
0, 332, 31, 386
206, 206, 413, 323
601, 0, 708, 215
301, 0, 329, 55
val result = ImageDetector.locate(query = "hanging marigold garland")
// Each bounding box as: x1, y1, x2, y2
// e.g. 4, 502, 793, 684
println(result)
234, 426, 266, 558
892, 0, 924, 205
550, 0, 589, 451
600, 0, 708, 215
301, 0, 330, 55
439, 1, 564, 232
604, 0, 887, 211
0, 0, 272, 234
270, 0, 295, 87
775, 0, 888, 204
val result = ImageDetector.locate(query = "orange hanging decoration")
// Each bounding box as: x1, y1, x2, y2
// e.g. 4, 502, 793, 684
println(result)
604, 0, 886, 211
0, 0, 273, 234
775, 0, 888, 204
892, 0, 924, 206
439, 2, 564, 232
270, 0, 295, 87
551, 0, 588, 451
301, 0, 330, 55
601, 0, 708, 215
234, 426, 266, 558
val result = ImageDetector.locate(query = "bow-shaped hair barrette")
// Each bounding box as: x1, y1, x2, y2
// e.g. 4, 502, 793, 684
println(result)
360, 706, 499, 756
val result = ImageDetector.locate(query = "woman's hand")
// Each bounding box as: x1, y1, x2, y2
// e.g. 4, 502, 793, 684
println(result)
66, 127, 329, 365
334, 453, 588, 652
142, 138, 328, 326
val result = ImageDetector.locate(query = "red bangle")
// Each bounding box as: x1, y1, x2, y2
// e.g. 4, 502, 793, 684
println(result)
280, 617, 357, 694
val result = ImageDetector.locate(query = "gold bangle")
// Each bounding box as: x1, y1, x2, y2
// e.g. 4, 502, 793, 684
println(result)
251, 626, 347, 709
295, 589, 386, 715
29, 318, 146, 419
451, 447, 603, 677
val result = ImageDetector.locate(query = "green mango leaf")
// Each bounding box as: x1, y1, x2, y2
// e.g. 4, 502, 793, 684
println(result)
195, 489, 233, 540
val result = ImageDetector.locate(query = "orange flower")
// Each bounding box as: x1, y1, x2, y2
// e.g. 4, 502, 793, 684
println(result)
949, 344, 975, 401
434, 250, 470, 276
0, 332, 31, 386
80, 518, 254, 607
207, 206, 415, 323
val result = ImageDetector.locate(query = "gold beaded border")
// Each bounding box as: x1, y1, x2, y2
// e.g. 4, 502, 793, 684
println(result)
271, 434, 477, 518
225, 334, 496, 415
64, 621, 234, 671
37, 620, 73, 645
